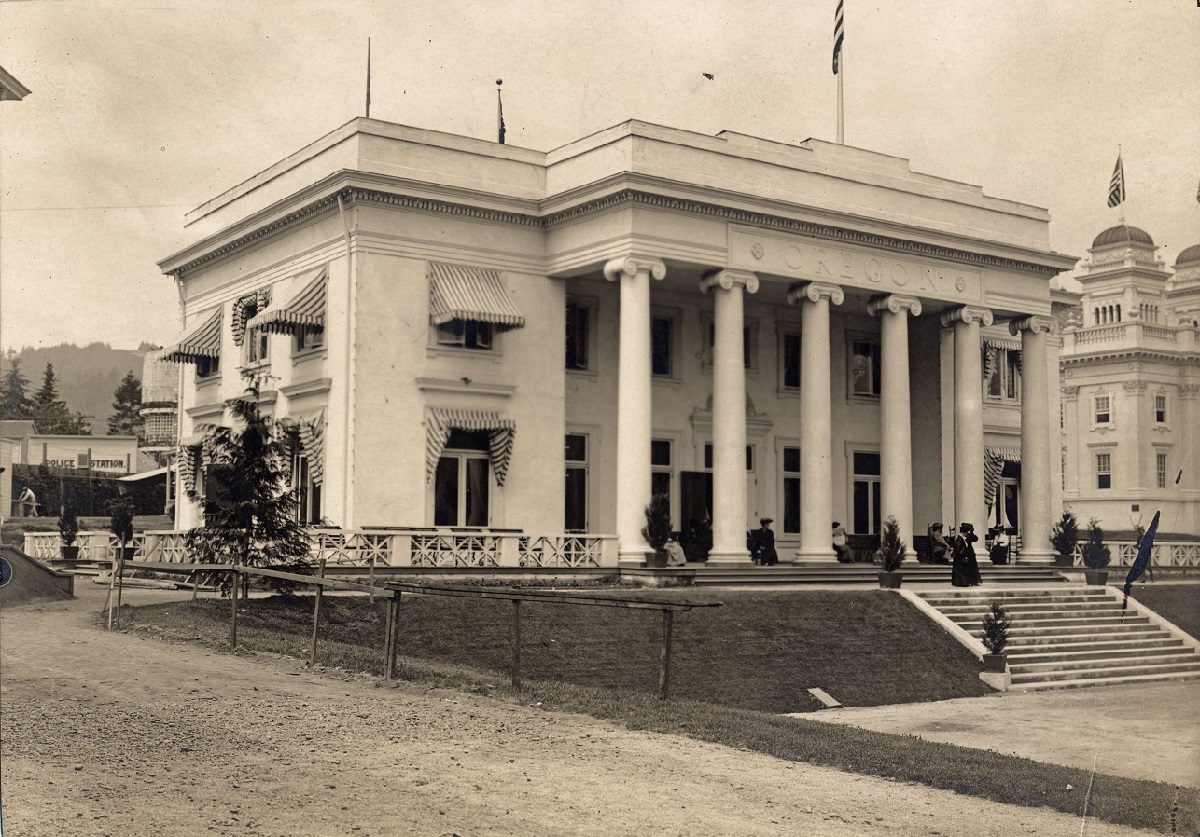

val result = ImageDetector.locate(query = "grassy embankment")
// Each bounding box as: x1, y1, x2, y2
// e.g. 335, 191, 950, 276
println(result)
118, 587, 1199, 834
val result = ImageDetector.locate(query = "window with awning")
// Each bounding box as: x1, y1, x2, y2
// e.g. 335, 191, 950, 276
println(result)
283, 409, 325, 486
984, 446, 1021, 511
428, 263, 525, 333
246, 267, 327, 337
161, 309, 222, 366
425, 408, 516, 487
231, 289, 271, 347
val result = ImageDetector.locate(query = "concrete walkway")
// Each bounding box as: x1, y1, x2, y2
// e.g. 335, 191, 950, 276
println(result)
798, 680, 1200, 788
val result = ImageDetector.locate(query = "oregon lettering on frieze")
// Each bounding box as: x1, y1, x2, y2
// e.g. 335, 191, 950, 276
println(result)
729, 227, 982, 303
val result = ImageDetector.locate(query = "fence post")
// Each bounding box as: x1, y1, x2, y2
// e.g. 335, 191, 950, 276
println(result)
114, 546, 125, 630
368, 555, 376, 604
511, 598, 522, 690
387, 592, 401, 680
309, 557, 326, 668
383, 591, 394, 679
658, 609, 674, 700
191, 570, 199, 601
229, 564, 239, 650
105, 549, 118, 631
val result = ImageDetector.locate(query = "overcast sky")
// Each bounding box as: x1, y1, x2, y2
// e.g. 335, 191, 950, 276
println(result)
2, 0, 1198, 352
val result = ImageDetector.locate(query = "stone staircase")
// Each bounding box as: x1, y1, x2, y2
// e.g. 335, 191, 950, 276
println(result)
688, 563, 1065, 587
916, 587, 1200, 691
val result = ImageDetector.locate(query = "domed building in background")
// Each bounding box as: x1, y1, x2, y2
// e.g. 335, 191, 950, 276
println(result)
1058, 223, 1200, 540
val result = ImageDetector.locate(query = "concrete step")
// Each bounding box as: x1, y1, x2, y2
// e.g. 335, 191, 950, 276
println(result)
919, 592, 1109, 607
954, 613, 1150, 629
1007, 638, 1187, 660
1005, 627, 1174, 647
1011, 669, 1200, 692
1010, 659, 1200, 685
931, 600, 1124, 615
1009, 644, 1188, 665
1010, 652, 1200, 675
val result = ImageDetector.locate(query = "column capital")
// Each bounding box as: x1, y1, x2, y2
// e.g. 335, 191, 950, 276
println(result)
940, 305, 993, 328
700, 269, 759, 295
603, 255, 666, 283
867, 294, 923, 318
1009, 314, 1057, 336
786, 281, 844, 307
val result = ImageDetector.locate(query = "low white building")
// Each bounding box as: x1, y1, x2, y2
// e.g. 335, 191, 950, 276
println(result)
158, 118, 1076, 565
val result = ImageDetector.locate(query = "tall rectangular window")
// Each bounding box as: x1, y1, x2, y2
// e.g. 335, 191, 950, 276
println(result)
434, 430, 491, 526
851, 451, 882, 534
1154, 394, 1167, 423
782, 446, 801, 534
986, 349, 1021, 401
1156, 452, 1168, 489
1095, 395, 1111, 424
782, 333, 801, 390
1096, 453, 1111, 490
293, 453, 322, 524
564, 434, 588, 531
247, 328, 270, 364
849, 340, 882, 397
565, 302, 589, 370
651, 439, 673, 513
651, 318, 673, 377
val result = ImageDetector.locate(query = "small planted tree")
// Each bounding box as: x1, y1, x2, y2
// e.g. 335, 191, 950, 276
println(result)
184, 387, 311, 593
877, 515, 907, 573
640, 493, 672, 566
58, 503, 79, 548
1081, 519, 1111, 569
1049, 509, 1079, 567
107, 494, 135, 555
980, 601, 1012, 655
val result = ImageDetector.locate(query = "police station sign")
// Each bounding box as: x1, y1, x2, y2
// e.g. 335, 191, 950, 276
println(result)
729, 226, 983, 304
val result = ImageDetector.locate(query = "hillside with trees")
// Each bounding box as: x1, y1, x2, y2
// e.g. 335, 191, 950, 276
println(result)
1, 343, 153, 430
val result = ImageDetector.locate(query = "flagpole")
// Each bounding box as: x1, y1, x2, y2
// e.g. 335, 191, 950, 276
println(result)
496, 79, 505, 145
365, 38, 372, 118
837, 58, 844, 145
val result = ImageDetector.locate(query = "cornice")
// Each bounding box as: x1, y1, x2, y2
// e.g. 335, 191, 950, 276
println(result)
166, 184, 1071, 281
1060, 349, 1195, 367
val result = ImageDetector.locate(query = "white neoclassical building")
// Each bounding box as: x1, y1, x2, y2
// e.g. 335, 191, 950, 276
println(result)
158, 118, 1076, 566
1059, 225, 1200, 536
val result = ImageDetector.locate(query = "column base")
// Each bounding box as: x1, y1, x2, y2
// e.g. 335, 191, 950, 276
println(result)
618, 548, 653, 568
1014, 548, 1056, 566
794, 547, 839, 563
706, 548, 752, 566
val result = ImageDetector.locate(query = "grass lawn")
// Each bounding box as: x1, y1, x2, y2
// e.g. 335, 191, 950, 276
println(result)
118, 589, 1199, 835
1130, 582, 1200, 639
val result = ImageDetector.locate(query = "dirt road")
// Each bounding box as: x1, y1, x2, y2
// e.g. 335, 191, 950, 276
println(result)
1, 588, 1160, 836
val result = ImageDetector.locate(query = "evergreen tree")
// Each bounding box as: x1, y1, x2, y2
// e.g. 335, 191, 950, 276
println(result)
108, 372, 143, 439
29, 363, 90, 434
184, 386, 311, 592
877, 515, 907, 572
1, 357, 32, 419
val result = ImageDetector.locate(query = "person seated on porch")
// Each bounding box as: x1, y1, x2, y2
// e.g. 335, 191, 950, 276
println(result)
664, 537, 688, 567
989, 528, 1010, 565
832, 522, 854, 563
750, 518, 778, 566
928, 523, 950, 565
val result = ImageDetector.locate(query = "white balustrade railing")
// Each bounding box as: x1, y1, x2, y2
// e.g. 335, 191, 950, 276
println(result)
1069, 541, 1200, 568
26, 527, 620, 570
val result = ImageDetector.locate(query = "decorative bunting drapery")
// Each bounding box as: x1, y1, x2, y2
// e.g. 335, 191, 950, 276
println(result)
289, 410, 326, 485
246, 267, 327, 336
982, 338, 1022, 381
428, 263, 525, 331
984, 446, 1022, 511
424, 408, 516, 487
160, 308, 222, 365
177, 443, 201, 498
231, 289, 272, 346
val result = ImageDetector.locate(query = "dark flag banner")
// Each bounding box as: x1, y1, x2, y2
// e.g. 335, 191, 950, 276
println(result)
1123, 509, 1160, 615
497, 82, 506, 145
1108, 154, 1124, 207
832, 0, 845, 75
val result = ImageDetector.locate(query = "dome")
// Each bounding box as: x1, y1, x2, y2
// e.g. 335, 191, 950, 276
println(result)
1176, 243, 1200, 265
1092, 224, 1154, 249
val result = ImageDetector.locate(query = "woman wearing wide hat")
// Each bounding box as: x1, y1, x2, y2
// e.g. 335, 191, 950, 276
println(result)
951, 522, 983, 587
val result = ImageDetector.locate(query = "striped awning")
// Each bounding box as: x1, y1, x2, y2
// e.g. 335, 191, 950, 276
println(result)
983, 338, 1022, 380
428, 263, 525, 332
161, 309, 222, 365
232, 289, 272, 346
425, 408, 516, 487
984, 446, 1022, 510
284, 409, 326, 486
247, 267, 327, 336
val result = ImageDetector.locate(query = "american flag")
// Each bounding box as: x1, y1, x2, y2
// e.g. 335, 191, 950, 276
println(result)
1107, 154, 1124, 208
833, 0, 845, 75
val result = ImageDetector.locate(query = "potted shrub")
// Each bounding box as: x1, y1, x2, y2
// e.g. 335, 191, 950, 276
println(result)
640, 493, 672, 569
1049, 509, 1079, 568
58, 504, 80, 563
107, 494, 136, 562
979, 601, 1011, 672
1081, 518, 1111, 585
876, 515, 906, 588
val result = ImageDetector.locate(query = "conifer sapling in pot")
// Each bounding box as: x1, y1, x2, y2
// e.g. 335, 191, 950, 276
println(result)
641, 493, 672, 569
980, 601, 1011, 672
876, 515, 907, 587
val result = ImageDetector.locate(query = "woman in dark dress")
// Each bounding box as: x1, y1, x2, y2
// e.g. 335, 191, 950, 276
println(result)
951, 522, 983, 587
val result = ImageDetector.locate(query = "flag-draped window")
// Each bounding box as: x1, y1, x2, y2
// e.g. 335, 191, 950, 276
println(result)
425, 408, 516, 487
282, 410, 326, 486
984, 446, 1021, 511
231, 289, 272, 347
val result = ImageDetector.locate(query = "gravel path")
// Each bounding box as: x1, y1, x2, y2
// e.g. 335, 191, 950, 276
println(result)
0, 588, 1160, 836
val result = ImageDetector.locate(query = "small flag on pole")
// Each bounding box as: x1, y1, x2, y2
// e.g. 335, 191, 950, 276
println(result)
496, 79, 506, 145
832, 0, 845, 75
1107, 153, 1125, 208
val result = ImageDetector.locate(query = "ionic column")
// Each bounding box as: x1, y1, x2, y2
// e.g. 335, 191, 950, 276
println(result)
1011, 315, 1056, 563
701, 269, 759, 564
868, 294, 923, 547
940, 305, 993, 535
788, 281, 845, 562
604, 255, 667, 565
